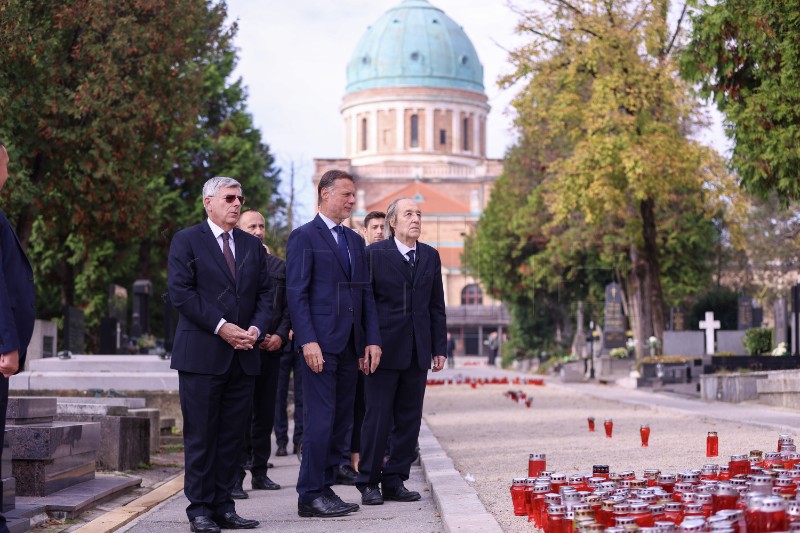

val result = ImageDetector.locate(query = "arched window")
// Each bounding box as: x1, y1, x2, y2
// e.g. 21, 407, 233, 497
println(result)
361, 118, 368, 151
461, 284, 483, 305
410, 114, 419, 148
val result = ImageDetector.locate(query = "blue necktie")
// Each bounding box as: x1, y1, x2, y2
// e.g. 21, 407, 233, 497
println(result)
336, 225, 351, 275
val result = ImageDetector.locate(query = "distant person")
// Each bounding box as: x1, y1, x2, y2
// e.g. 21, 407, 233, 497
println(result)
168, 177, 272, 533
274, 329, 302, 457
233, 210, 290, 498
286, 170, 382, 518
0, 140, 35, 531
361, 210, 385, 244
357, 197, 446, 506
446, 332, 456, 369
486, 331, 499, 366
347, 210, 386, 476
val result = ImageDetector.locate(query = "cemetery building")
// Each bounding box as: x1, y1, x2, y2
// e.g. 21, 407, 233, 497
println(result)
312, 0, 507, 355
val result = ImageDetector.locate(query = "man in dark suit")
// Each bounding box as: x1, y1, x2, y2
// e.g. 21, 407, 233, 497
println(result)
357, 197, 447, 506
274, 332, 302, 458
168, 177, 272, 533
233, 210, 290, 497
0, 140, 35, 530
345, 210, 387, 478
286, 170, 381, 518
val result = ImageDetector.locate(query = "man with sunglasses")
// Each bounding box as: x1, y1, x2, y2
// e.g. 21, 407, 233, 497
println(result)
0, 140, 35, 532
168, 177, 273, 533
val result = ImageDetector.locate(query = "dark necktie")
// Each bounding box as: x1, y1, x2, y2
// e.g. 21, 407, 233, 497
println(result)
221, 232, 236, 280
406, 249, 415, 269
336, 225, 351, 275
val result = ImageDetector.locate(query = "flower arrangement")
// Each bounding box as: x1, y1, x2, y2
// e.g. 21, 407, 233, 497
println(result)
646, 336, 660, 357
609, 347, 629, 359
771, 342, 788, 356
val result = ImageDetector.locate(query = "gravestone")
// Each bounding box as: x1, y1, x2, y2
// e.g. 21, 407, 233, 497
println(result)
793, 284, 800, 356
131, 279, 152, 338
717, 331, 746, 355
670, 307, 686, 331
700, 311, 721, 356
738, 298, 754, 330
63, 306, 85, 354
663, 331, 705, 357
26, 320, 57, 365
108, 284, 128, 333
602, 282, 626, 352
99, 317, 121, 354
775, 298, 789, 348
6, 397, 100, 496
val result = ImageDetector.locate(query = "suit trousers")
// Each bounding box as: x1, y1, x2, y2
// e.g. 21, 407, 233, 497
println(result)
357, 362, 427, 490
274, 349, 303, 448
296, 341, 358, 503
179, 354, 255, 519
240, 353, 281, 478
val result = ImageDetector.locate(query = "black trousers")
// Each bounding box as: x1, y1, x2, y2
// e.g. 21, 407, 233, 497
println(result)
180, 355, 255, 520
356, 362, 427, 490
350, 372, 365, 455
296, 341, 358, 503
274, 349, 303, 448
240, 352, 281, 478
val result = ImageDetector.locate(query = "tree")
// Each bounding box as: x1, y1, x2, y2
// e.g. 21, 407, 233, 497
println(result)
484, 0, 733, 357
682, 0, 800, 201
0, 1, 282, 349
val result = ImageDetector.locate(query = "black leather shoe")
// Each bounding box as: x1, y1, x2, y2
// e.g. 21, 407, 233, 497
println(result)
383, 484, 421, 502
190, 516, 220, 533
276, 444, 288, 457
335, 464, 358, 485
267, 462, 274, 469
292, 443, 300, 455
324, 487, 360, 512
213, 512, 259, 529
230, 484, 248, 499
359, 484, 384, 505
298, 495, 354, 518
251, 474, 280, 490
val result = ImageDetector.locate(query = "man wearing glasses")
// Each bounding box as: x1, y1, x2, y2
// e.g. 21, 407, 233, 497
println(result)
168, 177, 273, 533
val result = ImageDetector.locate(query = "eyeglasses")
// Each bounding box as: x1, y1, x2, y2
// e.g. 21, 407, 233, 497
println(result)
218, 194, 245, 204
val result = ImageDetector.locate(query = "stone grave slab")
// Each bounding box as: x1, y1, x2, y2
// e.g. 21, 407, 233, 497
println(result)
717, 330, 746, 355
6, 397, 57, 425
129, 408, 160, 453
663, 331, 705, 357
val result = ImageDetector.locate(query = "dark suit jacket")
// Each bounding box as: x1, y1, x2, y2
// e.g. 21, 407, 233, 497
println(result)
168, 221, 273, 375
0, 210, 35, 371
286, 214, 380, 355
366, 239, 446, 370
261, 252, 291, 358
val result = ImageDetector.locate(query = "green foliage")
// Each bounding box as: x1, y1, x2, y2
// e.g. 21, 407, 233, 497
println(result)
0, 1, 283, 350
743, 327, 773, 356
689, 287, 738, 331
682, 0, 800, 201
468, 0, 732, 358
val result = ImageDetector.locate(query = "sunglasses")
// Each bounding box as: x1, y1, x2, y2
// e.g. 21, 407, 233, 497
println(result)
219, 194, 245, 204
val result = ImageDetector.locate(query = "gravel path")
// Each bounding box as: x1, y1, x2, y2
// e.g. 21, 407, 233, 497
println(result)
423, 373, 784, 533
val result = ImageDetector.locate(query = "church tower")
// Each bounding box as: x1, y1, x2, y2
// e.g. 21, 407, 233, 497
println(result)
313, 0, 507, 355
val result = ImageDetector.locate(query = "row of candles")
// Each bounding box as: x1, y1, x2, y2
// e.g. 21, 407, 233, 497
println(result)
425, 376, 545, 386
587, 417, 649, 445
510, 434, 800, 533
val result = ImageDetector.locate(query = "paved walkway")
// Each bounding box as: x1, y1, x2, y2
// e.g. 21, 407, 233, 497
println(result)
71, 358, 800, 532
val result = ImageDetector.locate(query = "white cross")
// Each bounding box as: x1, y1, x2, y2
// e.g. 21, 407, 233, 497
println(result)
699, 311, 721, 355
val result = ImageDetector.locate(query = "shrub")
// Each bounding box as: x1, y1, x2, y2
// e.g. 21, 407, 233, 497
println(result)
743, 327, 773, 356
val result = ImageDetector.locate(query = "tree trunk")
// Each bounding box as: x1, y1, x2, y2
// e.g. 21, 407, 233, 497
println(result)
628, 244, 652, 359
640, 198, 666, 344
138, 239, 152, 279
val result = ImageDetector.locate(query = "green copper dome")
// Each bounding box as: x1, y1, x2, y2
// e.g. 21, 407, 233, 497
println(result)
346, 0, 484, 94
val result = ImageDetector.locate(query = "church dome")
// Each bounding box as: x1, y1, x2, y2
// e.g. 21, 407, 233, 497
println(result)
346, 0, 484, 94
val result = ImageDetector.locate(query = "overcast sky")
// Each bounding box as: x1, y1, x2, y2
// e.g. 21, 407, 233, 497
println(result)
225, 0, 728, 217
